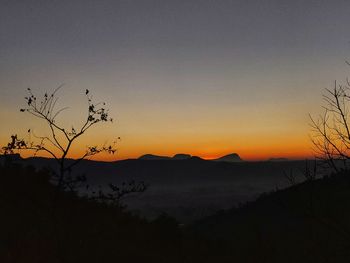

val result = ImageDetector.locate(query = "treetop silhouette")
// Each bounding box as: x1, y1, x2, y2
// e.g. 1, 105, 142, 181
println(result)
310, 79, 350, 172
2, 86, 118, 190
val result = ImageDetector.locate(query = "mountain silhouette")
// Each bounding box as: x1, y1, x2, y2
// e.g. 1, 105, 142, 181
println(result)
138, 153, 194, 160
172, 154, 192, 160
138, 153, 242, 162
212, 153, 242, 162
138, 154, 170, 160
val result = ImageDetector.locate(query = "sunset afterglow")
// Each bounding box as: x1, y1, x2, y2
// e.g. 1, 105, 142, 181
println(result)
1, 1, 350, 161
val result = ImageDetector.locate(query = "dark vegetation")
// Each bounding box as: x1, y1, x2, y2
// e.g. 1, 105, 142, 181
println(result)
191, 170, 350, 262
2, 159, 350, 262
310, 80, 350, 171
3, 87, 119, 194
0, 162, 181, 263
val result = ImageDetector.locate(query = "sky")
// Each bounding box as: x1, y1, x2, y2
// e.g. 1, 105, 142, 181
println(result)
1, 0, 350, 161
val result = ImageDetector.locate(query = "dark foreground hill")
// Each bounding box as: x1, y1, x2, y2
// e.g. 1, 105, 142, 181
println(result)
189, 170, 350, 262
0, 163, 183, 263
2, 160, 350, 262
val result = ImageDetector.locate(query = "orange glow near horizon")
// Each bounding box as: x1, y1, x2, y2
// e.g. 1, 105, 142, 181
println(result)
0, 93, 316, 163
0, 90, 317, 163
5, 130, 315, 162
11, 147, 314, 162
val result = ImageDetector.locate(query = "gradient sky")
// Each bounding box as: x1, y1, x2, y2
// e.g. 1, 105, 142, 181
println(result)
1, 0, 350, 161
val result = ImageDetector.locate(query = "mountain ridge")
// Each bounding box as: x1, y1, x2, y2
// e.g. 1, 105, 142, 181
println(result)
138, 153, 243, 162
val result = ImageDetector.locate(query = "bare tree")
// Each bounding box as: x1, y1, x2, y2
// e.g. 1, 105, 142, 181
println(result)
310, 80, 350, 172
2, 86, 117, 191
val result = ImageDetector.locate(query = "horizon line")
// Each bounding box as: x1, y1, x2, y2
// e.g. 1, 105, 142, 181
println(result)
1, 152, 316, 163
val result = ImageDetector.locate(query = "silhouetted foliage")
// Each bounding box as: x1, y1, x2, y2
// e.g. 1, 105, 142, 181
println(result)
310, 80, 350, 172
284, 169, 296, 186
301, 159, 317, 181
90, 180, 148, 208
0, 164, 181, 263
190, 171, 350, 262
2, 86, 117, 190
1, 87, 146, 207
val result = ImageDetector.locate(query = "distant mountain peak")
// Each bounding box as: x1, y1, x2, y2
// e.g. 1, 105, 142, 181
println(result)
138, 154, 170, 160
138, 153, 242, 162
138, 153, 199, 161
213, 153, 242, 162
